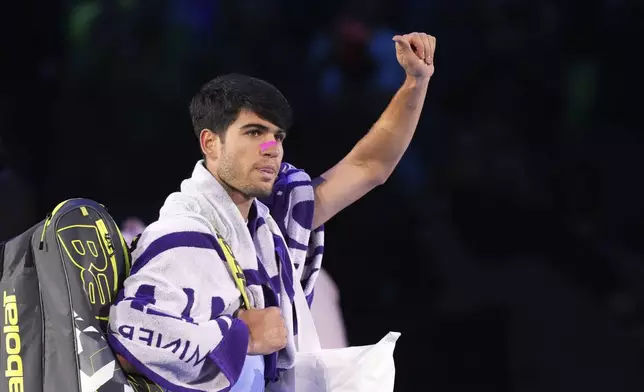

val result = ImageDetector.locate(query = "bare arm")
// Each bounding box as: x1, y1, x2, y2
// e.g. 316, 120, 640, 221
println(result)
312, 32, 436, 229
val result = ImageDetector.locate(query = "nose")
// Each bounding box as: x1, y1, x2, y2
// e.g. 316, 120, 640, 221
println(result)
260, 140, 279, 157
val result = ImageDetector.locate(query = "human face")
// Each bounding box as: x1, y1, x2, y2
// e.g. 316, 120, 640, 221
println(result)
210, 109, 285, 199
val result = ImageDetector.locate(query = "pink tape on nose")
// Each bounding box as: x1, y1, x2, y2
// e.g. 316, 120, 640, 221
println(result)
260, 140, 277, 152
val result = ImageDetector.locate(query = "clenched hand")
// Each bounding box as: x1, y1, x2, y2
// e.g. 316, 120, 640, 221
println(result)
393, 32, 436, 80
237, 307, 288, 355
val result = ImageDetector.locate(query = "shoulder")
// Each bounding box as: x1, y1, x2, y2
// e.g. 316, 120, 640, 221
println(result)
259, 163, 318, 226
140, 216, 210, 242
128, 215, 226, 279
260, 162, 318, 205
275, 162, 315, 185
131, 213, 217, 258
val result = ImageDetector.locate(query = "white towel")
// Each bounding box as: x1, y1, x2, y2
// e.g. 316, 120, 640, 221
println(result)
108, 160, 324, 391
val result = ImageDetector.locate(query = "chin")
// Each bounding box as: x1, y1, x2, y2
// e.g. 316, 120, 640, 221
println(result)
247, 185, 273, 199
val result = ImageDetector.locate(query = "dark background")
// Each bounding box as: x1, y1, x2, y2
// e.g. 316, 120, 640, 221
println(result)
1, 0, 643, 390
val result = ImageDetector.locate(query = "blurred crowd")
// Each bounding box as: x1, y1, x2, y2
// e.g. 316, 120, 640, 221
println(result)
1, 0, 642, 390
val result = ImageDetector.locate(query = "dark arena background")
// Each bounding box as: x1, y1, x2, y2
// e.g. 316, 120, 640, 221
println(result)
1, 1, 642, 391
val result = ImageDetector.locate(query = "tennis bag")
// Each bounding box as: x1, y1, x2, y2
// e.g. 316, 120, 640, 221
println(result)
0, 198, 161, 392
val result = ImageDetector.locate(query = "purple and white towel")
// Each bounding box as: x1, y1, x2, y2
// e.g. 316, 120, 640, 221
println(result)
108, 160, 324, 391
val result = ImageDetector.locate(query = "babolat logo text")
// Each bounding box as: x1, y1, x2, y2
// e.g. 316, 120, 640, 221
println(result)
3, 291, 23, 392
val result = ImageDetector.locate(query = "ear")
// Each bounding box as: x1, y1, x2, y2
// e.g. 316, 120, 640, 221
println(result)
199, 129, 220, 159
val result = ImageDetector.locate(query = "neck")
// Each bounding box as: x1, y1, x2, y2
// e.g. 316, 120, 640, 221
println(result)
223, 184, 254, 221
204, 160, 253, 220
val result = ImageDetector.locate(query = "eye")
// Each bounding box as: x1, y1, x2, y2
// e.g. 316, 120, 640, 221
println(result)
246, 129, 262, 137
275, 133, 286, 142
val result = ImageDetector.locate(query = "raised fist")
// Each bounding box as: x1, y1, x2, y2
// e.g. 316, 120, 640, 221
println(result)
393, 32, 436, 79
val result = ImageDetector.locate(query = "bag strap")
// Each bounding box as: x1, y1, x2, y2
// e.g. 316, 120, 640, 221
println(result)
213, 225, 321, 352
214, 231, 252, 310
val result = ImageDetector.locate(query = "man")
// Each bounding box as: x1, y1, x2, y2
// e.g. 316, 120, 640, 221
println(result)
108, 32, 435, 391
119, 216, 349, 350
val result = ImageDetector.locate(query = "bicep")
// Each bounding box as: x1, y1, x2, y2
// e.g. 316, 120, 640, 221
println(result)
312, 160, 383, 229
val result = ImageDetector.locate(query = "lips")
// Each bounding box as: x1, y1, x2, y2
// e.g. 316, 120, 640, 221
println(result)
256, 165, 277, 175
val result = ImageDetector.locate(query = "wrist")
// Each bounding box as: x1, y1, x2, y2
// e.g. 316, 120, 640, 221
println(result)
238, 319, 255, 354
403, 75, 430, 89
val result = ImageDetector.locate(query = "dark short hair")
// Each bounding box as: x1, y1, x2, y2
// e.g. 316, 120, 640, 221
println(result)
189, 74, 293, 139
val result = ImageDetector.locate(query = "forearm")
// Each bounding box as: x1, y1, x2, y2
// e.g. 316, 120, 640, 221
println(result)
346, 76, 430, 181
109, 299, 248, 390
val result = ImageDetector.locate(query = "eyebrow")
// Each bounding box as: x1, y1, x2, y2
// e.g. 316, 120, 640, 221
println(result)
240, 123, 286, 134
